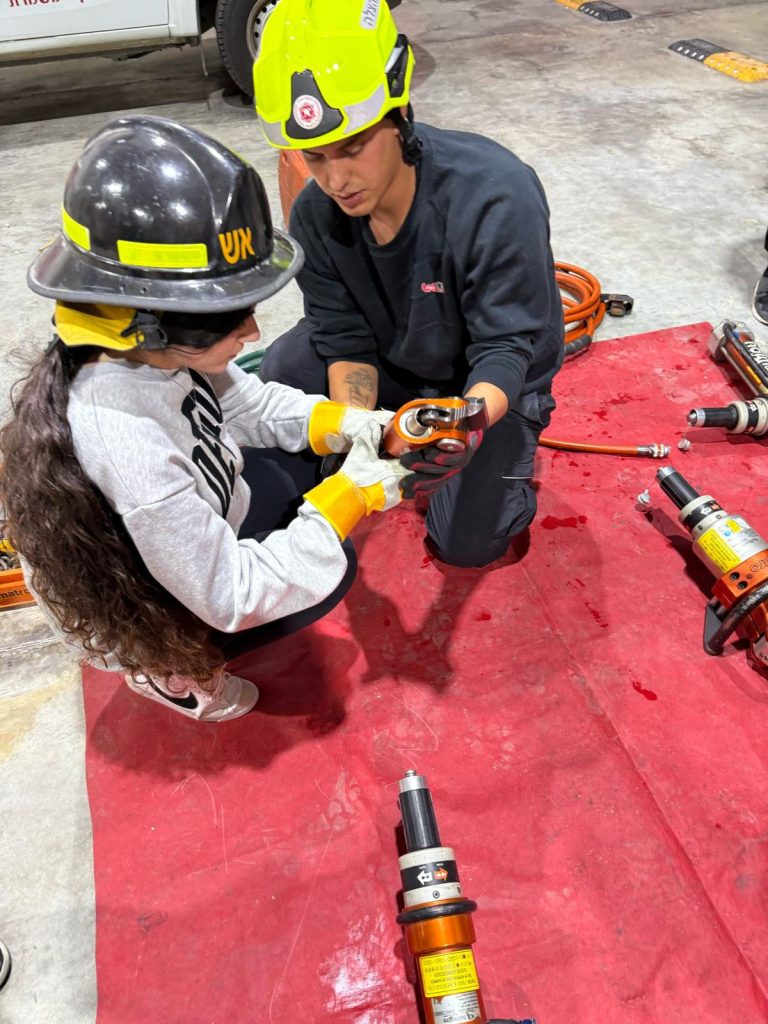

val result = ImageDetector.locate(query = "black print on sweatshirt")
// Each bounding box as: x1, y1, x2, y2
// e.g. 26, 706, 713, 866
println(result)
180, 371, 237, 517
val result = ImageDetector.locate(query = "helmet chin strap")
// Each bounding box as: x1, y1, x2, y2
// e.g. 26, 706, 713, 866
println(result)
386, 104, 422, 166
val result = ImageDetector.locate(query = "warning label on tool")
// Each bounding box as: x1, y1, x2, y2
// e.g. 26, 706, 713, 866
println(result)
430, 990, 482, 1024
699, 517, 761, 573
420, 949, 479, 998
401, 859, 459, 891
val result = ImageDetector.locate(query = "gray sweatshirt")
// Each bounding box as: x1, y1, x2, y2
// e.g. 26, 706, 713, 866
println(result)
64, 358, 347, 642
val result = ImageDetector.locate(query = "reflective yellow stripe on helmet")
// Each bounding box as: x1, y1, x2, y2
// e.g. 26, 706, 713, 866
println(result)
116, 240, 209, 270
62, 207, 91, 251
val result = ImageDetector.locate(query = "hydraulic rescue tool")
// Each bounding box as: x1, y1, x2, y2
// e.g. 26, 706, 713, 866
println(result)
687, 396, 768, 437
0, 536, 34, 610
708, 320, 768, 395
687, 321, 768, 436
395, 770, 535, 1024
656, 467, 768, 668
381, 396, 670, 462
383, 397, 488, 458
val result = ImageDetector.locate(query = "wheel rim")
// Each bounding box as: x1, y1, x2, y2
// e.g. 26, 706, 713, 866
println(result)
246, 0, 279, 64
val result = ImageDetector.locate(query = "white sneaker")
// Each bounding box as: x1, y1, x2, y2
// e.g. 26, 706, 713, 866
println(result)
125, 669, 259, 722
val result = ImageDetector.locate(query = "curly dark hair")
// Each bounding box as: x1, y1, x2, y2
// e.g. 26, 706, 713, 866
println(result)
0, 339, 224, 684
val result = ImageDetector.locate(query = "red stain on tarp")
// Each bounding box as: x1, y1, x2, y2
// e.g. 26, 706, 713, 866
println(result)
594, 409, 609, 420
541, 515, 588, 530
474, 610, 492, 621
632, 679, 658, 701
609, 393, 635, 406
586, 603, 609, 628
420, 555, 434, 569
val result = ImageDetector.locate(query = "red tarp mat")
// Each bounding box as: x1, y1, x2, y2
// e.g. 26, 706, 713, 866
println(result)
83, 323, 768, 1024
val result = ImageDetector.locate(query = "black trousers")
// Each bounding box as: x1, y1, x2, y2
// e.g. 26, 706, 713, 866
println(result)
213, 446, 357, 660
260, 320, 556, 568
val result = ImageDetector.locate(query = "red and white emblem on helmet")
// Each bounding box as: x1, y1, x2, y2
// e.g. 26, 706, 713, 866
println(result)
293, 95, 323, 130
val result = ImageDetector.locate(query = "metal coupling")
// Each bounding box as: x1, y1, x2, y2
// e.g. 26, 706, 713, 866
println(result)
637, 443, 670, 459
601, 293, 634, 316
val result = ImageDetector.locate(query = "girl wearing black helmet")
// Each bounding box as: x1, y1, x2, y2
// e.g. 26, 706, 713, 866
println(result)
0, 115, 409, 722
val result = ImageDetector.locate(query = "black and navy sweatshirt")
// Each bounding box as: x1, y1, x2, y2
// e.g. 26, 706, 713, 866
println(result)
290, 122, 564, 405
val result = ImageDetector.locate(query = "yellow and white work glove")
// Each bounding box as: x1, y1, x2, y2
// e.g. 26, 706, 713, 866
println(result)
304, 433, 410, 540
308, 401, 393, 455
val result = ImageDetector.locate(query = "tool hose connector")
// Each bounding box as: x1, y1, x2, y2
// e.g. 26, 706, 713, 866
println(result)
688, 398, 768, 435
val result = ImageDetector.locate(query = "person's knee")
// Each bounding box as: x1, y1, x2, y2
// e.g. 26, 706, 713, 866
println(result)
426, 485, 537, 568
258, 319, 325, 391
258, 337, 299, 386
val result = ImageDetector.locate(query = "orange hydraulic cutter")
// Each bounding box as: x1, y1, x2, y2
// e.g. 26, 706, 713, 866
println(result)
395, 770, 535, 1024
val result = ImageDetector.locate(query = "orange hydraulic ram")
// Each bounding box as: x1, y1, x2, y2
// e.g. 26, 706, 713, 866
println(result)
656, 467, 768, 669
395, 770, 535, 1024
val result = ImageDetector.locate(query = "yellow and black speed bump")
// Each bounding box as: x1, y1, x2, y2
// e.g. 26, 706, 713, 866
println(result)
669, 38, 768, 82
556, 0, 631, 21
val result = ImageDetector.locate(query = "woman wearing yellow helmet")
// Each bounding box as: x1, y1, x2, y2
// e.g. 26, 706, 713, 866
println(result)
254, 0, 564, 569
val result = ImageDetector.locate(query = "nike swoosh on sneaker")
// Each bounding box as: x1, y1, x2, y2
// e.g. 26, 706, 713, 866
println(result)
148, 679, 199, 711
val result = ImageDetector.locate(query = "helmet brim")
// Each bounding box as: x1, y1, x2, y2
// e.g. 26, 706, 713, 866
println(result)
27, 229, 304, 313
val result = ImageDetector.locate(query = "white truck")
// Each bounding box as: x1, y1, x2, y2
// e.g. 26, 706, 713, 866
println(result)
0, 0, 402, 100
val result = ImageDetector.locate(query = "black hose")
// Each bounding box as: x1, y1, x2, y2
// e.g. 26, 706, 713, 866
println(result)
563, 333, 592, 359
704, 579, 768, 655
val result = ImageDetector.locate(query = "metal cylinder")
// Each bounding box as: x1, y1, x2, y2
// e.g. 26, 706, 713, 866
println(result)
399, 771, 441, 851
656, 466, 700, 510
688, 398, 768, 436
688, 406, 739, 429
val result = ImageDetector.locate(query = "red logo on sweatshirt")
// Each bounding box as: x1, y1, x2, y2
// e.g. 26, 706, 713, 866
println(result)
421, 281, 445, 294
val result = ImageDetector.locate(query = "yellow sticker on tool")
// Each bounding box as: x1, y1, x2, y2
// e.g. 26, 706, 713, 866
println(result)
420, 950, 479, 998
698, 531, 739, 573
697, 518, 756, 574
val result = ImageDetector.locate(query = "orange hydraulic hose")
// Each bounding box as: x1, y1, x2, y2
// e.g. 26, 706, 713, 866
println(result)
541, 263, 668, 458
556, 261, 605, 356
538, 437, 669, 458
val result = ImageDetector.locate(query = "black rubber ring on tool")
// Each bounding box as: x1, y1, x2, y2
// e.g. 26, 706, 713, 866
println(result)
396, 898, 478, 926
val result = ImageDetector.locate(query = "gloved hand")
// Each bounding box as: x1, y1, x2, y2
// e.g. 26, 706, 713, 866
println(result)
308, 401, 393, 456
399, 401, 489, 499
304, 433, 410, 540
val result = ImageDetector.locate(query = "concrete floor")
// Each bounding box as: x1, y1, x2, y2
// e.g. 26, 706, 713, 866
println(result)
0, 2, 766, 1021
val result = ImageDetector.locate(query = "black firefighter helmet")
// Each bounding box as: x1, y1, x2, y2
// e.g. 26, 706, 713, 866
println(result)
28, 115, 303, 313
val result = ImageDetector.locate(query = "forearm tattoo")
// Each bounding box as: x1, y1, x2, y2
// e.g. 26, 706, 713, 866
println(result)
344, 367, 376, 408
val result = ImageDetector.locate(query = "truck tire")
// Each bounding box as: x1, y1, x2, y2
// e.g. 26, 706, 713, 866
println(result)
215, 0, 404, 98
215, 0, 278, 98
